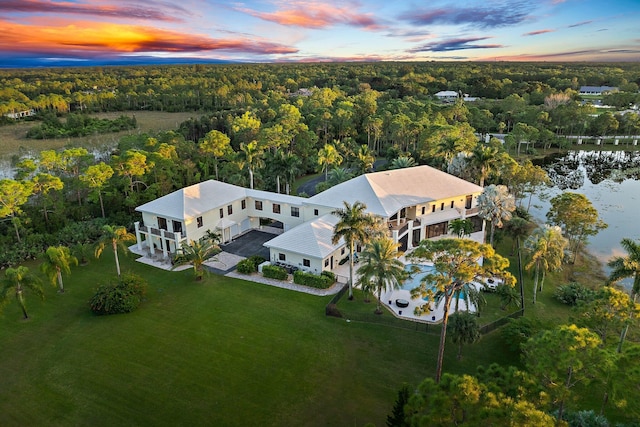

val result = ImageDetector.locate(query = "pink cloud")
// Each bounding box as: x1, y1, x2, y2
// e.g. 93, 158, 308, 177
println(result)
523, 29, 555, 36
237, 2, 384, 30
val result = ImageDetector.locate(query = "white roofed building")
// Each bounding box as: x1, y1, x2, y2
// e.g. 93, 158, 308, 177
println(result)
134, 165, 485, 272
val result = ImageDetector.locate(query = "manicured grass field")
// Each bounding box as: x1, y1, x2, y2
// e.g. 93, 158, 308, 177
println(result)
0, 111, 198, 157
0, 252, 469, 426
2, 241, 629, 425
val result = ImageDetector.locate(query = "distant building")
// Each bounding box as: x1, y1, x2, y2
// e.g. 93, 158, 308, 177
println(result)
434, 90, 459, 102
579, 86, 619, 96
289, 88, 313, 97
4, 109, 35, 119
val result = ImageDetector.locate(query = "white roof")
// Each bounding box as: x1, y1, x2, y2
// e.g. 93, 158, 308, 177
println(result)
246, 188, 305, 206
263, 214, 344, 259
136, 180, 246, 220
307, 165, 482, 218
435, 90, 458, 97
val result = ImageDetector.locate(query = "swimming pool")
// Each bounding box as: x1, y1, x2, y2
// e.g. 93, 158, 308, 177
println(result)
401, 264, 435, 291
401, 264, 469, 300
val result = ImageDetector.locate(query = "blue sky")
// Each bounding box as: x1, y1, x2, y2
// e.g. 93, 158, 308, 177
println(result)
1, 0, 639, 67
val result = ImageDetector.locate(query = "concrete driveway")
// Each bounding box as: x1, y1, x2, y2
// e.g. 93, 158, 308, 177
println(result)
220, 230, 273, 259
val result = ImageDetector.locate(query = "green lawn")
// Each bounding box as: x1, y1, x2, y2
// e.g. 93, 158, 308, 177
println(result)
0, 253, 450, 426
2, 243, 631, 425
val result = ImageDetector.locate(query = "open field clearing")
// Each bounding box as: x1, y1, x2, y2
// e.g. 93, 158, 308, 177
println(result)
0, 111, 198, 157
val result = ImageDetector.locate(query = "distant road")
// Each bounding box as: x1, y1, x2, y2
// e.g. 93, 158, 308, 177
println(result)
296, 159, 388, 196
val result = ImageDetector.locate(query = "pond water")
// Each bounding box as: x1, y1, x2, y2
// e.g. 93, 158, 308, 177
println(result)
530, 150, 640, 289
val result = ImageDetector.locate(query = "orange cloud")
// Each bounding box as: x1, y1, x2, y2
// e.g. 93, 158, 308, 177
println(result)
0, 20, 298, 55
238, 2, 383, 30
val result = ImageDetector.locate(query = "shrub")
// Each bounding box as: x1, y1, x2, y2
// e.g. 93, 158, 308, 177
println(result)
321, 270, 336, 282
294, 270, 334, 289
90, 273, 148, 315
554, 282, 596, 306
236, 259, 256, 274
248, 255, 266, 267
262, 264, 288, 280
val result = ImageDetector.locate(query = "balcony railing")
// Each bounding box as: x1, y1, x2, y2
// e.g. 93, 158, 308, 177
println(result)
466, 207, 479, 216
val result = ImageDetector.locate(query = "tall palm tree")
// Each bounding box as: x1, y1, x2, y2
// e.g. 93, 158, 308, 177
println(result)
172, 239, 220, 281
318, 142, 343, 181
607, 238, 640, 352
239, 140, 264, 189
449, 311, 481, 360
524, 225, 568, 304
332, 201, 377, 300
0, 266, 44, 320
282, 152, 302, 195
470, 144, 499, 187
352, 144, 375, 175
409, 238, 515, 383
95, 225, 137, 278
477, 184, 516, 247
40, 246, 78, 293
356, 237, 407, 314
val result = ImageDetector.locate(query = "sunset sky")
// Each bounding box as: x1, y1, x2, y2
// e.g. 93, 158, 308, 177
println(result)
1, 0, 639, 67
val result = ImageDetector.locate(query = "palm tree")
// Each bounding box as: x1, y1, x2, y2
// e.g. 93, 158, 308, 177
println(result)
448, 218, 473, 238
40, 246, 78, 293
477, 184, 516, 247
524, 225, 568, 304
449, 312, 481, 360
352, 144, 375, 175
470, 144, 499, 187
607, 238, 640, 352
172, 239, 220, 281
495, 283, 521, 310
239, 140, 264, 189
409, 238, 515, 383
356, 237, 407, 314
327, 167, 354, 187
318, 142, 343, 181
282, 152, 302, 195
95, 225, 137, 278
332, 201, 377, 300
0, 266, 44, 320
389, 155, 416, 170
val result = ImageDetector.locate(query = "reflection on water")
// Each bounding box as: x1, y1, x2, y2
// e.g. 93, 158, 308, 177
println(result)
531, 151, 640, 290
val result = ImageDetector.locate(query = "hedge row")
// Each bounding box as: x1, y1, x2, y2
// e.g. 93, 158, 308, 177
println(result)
293, 270, 335, 289
262, 264, 288, 280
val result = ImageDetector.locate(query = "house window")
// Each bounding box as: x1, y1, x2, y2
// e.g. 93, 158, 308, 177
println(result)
158, 217, 167, 230
324, 259, 329, 267
172, 220, 183, 234
197, 216, 203, 228
440, 202, 444, 211
421, 206, 426, 215
241, 200, 246, 210
219, 208, 224, 218
426, 221, 448, 238
291, 207, 300, 217
273, 203, 281, 214
303, 259, 310, 267
341, 248, 345, 255
465, 195, 473, 209
227, 205, 233, 215
279, 253, 286, 261
450, 201, 454, 209
314, 209, 319, 216
432, 205, 436, 213
255, 200, 263, 210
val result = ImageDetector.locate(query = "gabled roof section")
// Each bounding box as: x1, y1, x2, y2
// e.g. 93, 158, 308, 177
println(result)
136, 180, 246, 220
263, 214, 344, 259
307, 165, 482, 218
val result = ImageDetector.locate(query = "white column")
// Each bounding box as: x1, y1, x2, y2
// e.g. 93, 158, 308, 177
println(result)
615, 139, 619, 145
577, 138, 582, 145
634, 139, 638, 146
160, 230, 168, 258
134, 221, 143, 251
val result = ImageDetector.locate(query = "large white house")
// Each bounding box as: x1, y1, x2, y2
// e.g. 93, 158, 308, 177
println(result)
134, 165, 485, 275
